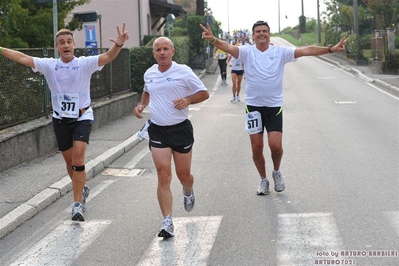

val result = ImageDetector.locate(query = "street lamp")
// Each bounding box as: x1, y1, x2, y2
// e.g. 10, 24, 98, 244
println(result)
278, 0, 280, 33
227, 0, 230, 33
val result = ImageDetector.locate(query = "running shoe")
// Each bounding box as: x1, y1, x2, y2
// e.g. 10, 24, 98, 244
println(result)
230, 96, 236, 102
71, 202, 85, 221
236, 95, 241, 102
256, 178, 270, 195
183, 188, 195, 212
158, 216, 174, 238
81, 185, 90, 212
272, 170, 285, 192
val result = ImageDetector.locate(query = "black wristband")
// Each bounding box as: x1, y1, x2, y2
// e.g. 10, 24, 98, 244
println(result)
115, 43, 123, 48
328, 45, 333, 53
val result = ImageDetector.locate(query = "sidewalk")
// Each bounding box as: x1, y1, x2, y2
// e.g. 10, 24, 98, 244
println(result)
0, 56, 398, 239
320, 52, 399, 96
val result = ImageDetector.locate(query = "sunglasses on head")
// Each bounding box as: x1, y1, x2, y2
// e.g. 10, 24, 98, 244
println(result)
252, 21, 270, 32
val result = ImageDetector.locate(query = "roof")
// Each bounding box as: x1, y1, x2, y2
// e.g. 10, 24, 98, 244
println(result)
149, 0, 187, 18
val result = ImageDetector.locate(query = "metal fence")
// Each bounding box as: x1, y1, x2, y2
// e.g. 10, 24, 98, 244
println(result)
0, 48, 131, 130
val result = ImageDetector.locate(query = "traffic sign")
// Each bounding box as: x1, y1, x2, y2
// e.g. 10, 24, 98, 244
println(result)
85, 25, 97, 41
85, 41, 98, 55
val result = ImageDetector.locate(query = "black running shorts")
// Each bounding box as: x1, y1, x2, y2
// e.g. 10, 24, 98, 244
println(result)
148, 119, 194, 154
246, 105, 283, 133
231, 70, 244, 75
52, 118, 93, 151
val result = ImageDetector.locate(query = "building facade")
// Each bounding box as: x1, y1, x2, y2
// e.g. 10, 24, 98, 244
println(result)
70, 0, 186, 49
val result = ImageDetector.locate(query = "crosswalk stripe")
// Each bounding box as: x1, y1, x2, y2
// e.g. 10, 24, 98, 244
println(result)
137, 216, 223, 266
10, 220, 111, 266
277, 212, 344, 266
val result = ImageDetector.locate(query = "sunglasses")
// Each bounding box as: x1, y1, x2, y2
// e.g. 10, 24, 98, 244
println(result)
252, 21, 270, 32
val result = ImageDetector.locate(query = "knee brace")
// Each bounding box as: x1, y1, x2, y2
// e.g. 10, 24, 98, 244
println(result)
72, 165, 85, 172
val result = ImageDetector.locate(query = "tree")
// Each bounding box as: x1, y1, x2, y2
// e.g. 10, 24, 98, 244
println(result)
362, 0, 399, 29
0, 0, 14, 46
0, 0, 90, 48
324, 0, 373, 33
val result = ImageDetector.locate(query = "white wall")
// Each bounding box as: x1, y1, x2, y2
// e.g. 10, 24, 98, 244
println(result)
70, 0, 153, 49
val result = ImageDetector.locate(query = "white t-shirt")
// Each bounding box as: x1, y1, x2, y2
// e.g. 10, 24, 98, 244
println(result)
32, 56, 103, 120
238, 45, 296, 107
144, 61, 207, 126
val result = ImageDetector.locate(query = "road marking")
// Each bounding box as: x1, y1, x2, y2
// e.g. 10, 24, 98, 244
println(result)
277, 212, 344, 266
213, 76, 221, 91
335, 101, 357, 104
10, 220, 111, 266
125, 147, 150, 169
137, 216, 223, 266
365, 83, 399, 100
75, 179, 117, 211
102, 168, 146, 177
317, 77, 336, 79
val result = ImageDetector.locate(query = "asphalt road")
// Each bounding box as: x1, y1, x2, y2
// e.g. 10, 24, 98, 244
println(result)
1, 38, 398, 266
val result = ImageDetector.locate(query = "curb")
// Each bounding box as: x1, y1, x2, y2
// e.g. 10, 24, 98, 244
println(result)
319, 55, 399, 95
0, 134, 141, 239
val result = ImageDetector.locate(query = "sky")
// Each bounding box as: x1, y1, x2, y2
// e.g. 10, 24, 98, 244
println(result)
206, 0, 327, 34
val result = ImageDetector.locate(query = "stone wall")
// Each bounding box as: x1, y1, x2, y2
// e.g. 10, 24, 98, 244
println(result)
0, 92, 138, 173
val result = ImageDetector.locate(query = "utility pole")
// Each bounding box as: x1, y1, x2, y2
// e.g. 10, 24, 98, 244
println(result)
227, 0, 230, 33
53, 0, 58, 58
278, 0, 280, 33
317, 0, 321, 43
353, 0, 360, 58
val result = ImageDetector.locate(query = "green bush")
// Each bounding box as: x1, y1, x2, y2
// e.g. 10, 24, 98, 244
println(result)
325, 29, 341, 46
130, 46, 156, 93
385, 53, 399, 71
129, 36, 191, 93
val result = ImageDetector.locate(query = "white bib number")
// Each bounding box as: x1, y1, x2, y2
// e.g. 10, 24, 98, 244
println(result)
57, 93, 80, 118
245, 111, 262, 134
219, 53, 226, 59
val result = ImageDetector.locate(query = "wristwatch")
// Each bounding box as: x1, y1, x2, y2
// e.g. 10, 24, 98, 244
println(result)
328, 45, 333, 53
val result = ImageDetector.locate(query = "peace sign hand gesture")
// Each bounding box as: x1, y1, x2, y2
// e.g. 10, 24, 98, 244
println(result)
200, 23, 215, 42
110, 22, 129, 47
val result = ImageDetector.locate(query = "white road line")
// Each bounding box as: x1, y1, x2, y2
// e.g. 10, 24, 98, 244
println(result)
277, 212, 344, 266
365, 83, 399, 100
213, 75, 221, 91
1, 180, 118, 265
384, 211, 399, 236
10, 220, 111, 266
124, 147, 150, 169
137, 216, 223, 266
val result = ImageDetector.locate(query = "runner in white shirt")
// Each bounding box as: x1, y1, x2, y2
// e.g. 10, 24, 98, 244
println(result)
200, 21, 348, 196
0, 23, 129, 221
227, 50, 244, 102
133, 37, 209, 238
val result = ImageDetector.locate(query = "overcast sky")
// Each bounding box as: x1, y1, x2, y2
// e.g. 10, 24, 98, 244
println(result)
206, 0, 327, 34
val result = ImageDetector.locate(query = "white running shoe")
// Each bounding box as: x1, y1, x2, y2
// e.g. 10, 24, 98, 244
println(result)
230, 96, 236, 102
256, 178, 270, 195
236, 95, 240, 102
71, 202, 84, 221
183, 188, 195, 212
272, 170, 285, 192
158, 216, 174, 238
